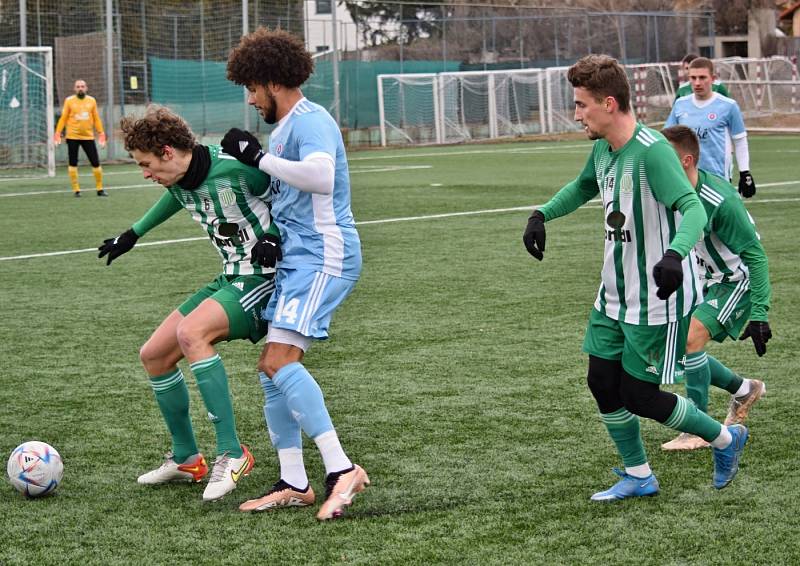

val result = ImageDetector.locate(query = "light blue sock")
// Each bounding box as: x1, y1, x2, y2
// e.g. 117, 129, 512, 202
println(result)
259, 372, 302, 450
271, 362, 334, 439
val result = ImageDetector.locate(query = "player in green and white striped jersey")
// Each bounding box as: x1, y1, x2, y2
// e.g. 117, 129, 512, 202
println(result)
523, 55, 749, 500
660, 125, 771, 451
97, 106, 281, 502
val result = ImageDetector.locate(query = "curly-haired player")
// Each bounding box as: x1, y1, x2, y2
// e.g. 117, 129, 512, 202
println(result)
99, 105, 282, 502
222, 28, 368, 520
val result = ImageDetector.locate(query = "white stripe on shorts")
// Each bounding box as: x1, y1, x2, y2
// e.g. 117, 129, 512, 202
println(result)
240, 279, 275, 312
717, 279, 749, 324
298, 272, 329, 336
661, 321, 679, 384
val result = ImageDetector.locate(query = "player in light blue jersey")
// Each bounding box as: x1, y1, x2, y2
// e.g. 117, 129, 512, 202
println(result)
222, 27, 368, 520
666, 57, 756, 198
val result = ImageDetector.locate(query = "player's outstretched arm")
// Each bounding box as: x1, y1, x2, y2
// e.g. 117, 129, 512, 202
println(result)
523, 170, 599, 262
221, 128, 335, 195
98, 228, 139, 265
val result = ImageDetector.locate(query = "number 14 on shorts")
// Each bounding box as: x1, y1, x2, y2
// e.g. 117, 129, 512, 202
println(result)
273, 294, 301, 325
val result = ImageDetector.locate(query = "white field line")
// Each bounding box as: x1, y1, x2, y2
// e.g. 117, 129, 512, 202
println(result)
349, 144, 590, 161
2, 191, 798, 262
0, 165, 436, 198
4, 174, 797, 200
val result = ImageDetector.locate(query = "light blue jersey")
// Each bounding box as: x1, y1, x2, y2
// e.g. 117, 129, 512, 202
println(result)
267, 98, 361, 280
665, 93, 746, 179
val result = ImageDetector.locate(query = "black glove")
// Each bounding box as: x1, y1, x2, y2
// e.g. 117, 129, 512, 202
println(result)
221, 128, 265, 168
98, 228, 139, 266
653, 249, 683, 300
251, 233, 282, 268
739, 320, 772, 357
522, 210, 546, 261
738, 171, 756, 198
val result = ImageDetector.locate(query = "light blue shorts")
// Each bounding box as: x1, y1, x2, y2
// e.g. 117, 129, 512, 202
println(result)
263, 268, 357, 340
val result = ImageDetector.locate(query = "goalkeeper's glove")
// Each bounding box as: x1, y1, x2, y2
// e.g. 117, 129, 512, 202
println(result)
739, 320, 772, 357
522, 210, 546, 261
738, 171, 756, 198
98, 228, 139, 265
250, 233, 282, 268
653, 249, 683, 300
221, 128, 265, 168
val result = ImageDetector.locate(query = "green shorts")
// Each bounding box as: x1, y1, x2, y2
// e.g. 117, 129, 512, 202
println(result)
178, 273, 275, 343
582, 308, 689, 384
693, 281, 751, 343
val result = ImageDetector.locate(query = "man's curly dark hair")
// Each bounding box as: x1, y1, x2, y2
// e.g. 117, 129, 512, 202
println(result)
120, 105, 196, 157
227, 28, 313, 88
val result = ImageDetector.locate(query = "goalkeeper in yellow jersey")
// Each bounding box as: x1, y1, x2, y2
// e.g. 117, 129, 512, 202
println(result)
53, 79, 107, 197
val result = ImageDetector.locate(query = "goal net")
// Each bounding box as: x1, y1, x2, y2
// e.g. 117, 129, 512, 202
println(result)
0, 47, 55, 177
378, 68, 546, 146
379, 57, 800, 145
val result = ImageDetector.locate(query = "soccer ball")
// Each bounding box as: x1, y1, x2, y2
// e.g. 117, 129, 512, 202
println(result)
7, 441, 64, 497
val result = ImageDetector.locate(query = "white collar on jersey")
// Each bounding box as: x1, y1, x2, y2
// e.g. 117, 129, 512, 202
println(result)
690, 92, 720, 109
270, 97, 308, 139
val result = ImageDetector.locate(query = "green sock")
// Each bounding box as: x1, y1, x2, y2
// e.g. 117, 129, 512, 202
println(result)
708, 355, 744, 394
664, 394, 722, 441
149, 369, 198, 463
190, 354, 243, 458
684, 352, 710, 412
600, 408, 647, 467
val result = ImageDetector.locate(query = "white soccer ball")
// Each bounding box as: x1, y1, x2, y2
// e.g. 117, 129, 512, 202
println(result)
7, 441, 64, 498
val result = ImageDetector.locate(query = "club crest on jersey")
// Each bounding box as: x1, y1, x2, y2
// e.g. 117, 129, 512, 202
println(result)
218, 187, 236, 207
620, 173, 633, 193
707, 112, 717, 121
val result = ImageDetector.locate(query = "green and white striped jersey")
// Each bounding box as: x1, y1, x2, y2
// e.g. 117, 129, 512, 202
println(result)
694, 169, 760, 284
166, 145, 273, 276
579, 125, 703, 325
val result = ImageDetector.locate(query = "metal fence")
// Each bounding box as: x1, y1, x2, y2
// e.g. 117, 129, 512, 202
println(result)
2, 1, 717, 153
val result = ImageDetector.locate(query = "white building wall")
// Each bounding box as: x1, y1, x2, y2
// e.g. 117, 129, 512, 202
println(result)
303, 0, 364, 53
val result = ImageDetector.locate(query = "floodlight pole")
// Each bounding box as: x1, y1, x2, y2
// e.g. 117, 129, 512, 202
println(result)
20, 0, 30, 163
331, 0, 340, 124
105, 0, 115, 159
242, 0, 250, 131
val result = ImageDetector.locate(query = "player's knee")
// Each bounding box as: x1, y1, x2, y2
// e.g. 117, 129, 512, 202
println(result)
587, 356, 624, 413
139, 340, 165, 374
686, 317, 711, 354
175, 318, 206, 355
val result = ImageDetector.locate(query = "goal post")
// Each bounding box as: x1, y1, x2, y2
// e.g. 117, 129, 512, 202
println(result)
0, 46, 55, 178
377, 57, 800, 145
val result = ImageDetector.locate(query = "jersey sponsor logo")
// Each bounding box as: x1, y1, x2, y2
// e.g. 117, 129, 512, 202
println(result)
233, 281, 245, 291
734, 309, 744, 320
207, 411, 219, 423
605, 228, 633, 242
238, 140, 250, 153
694, 126, 709, 139
646, 365, 659, 375
218, 187, 236, 207
707, 298, 719, 308
604, 201, 630, 242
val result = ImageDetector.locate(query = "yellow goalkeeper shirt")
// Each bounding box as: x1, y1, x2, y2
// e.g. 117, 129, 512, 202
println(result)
55, 95, 104, 140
